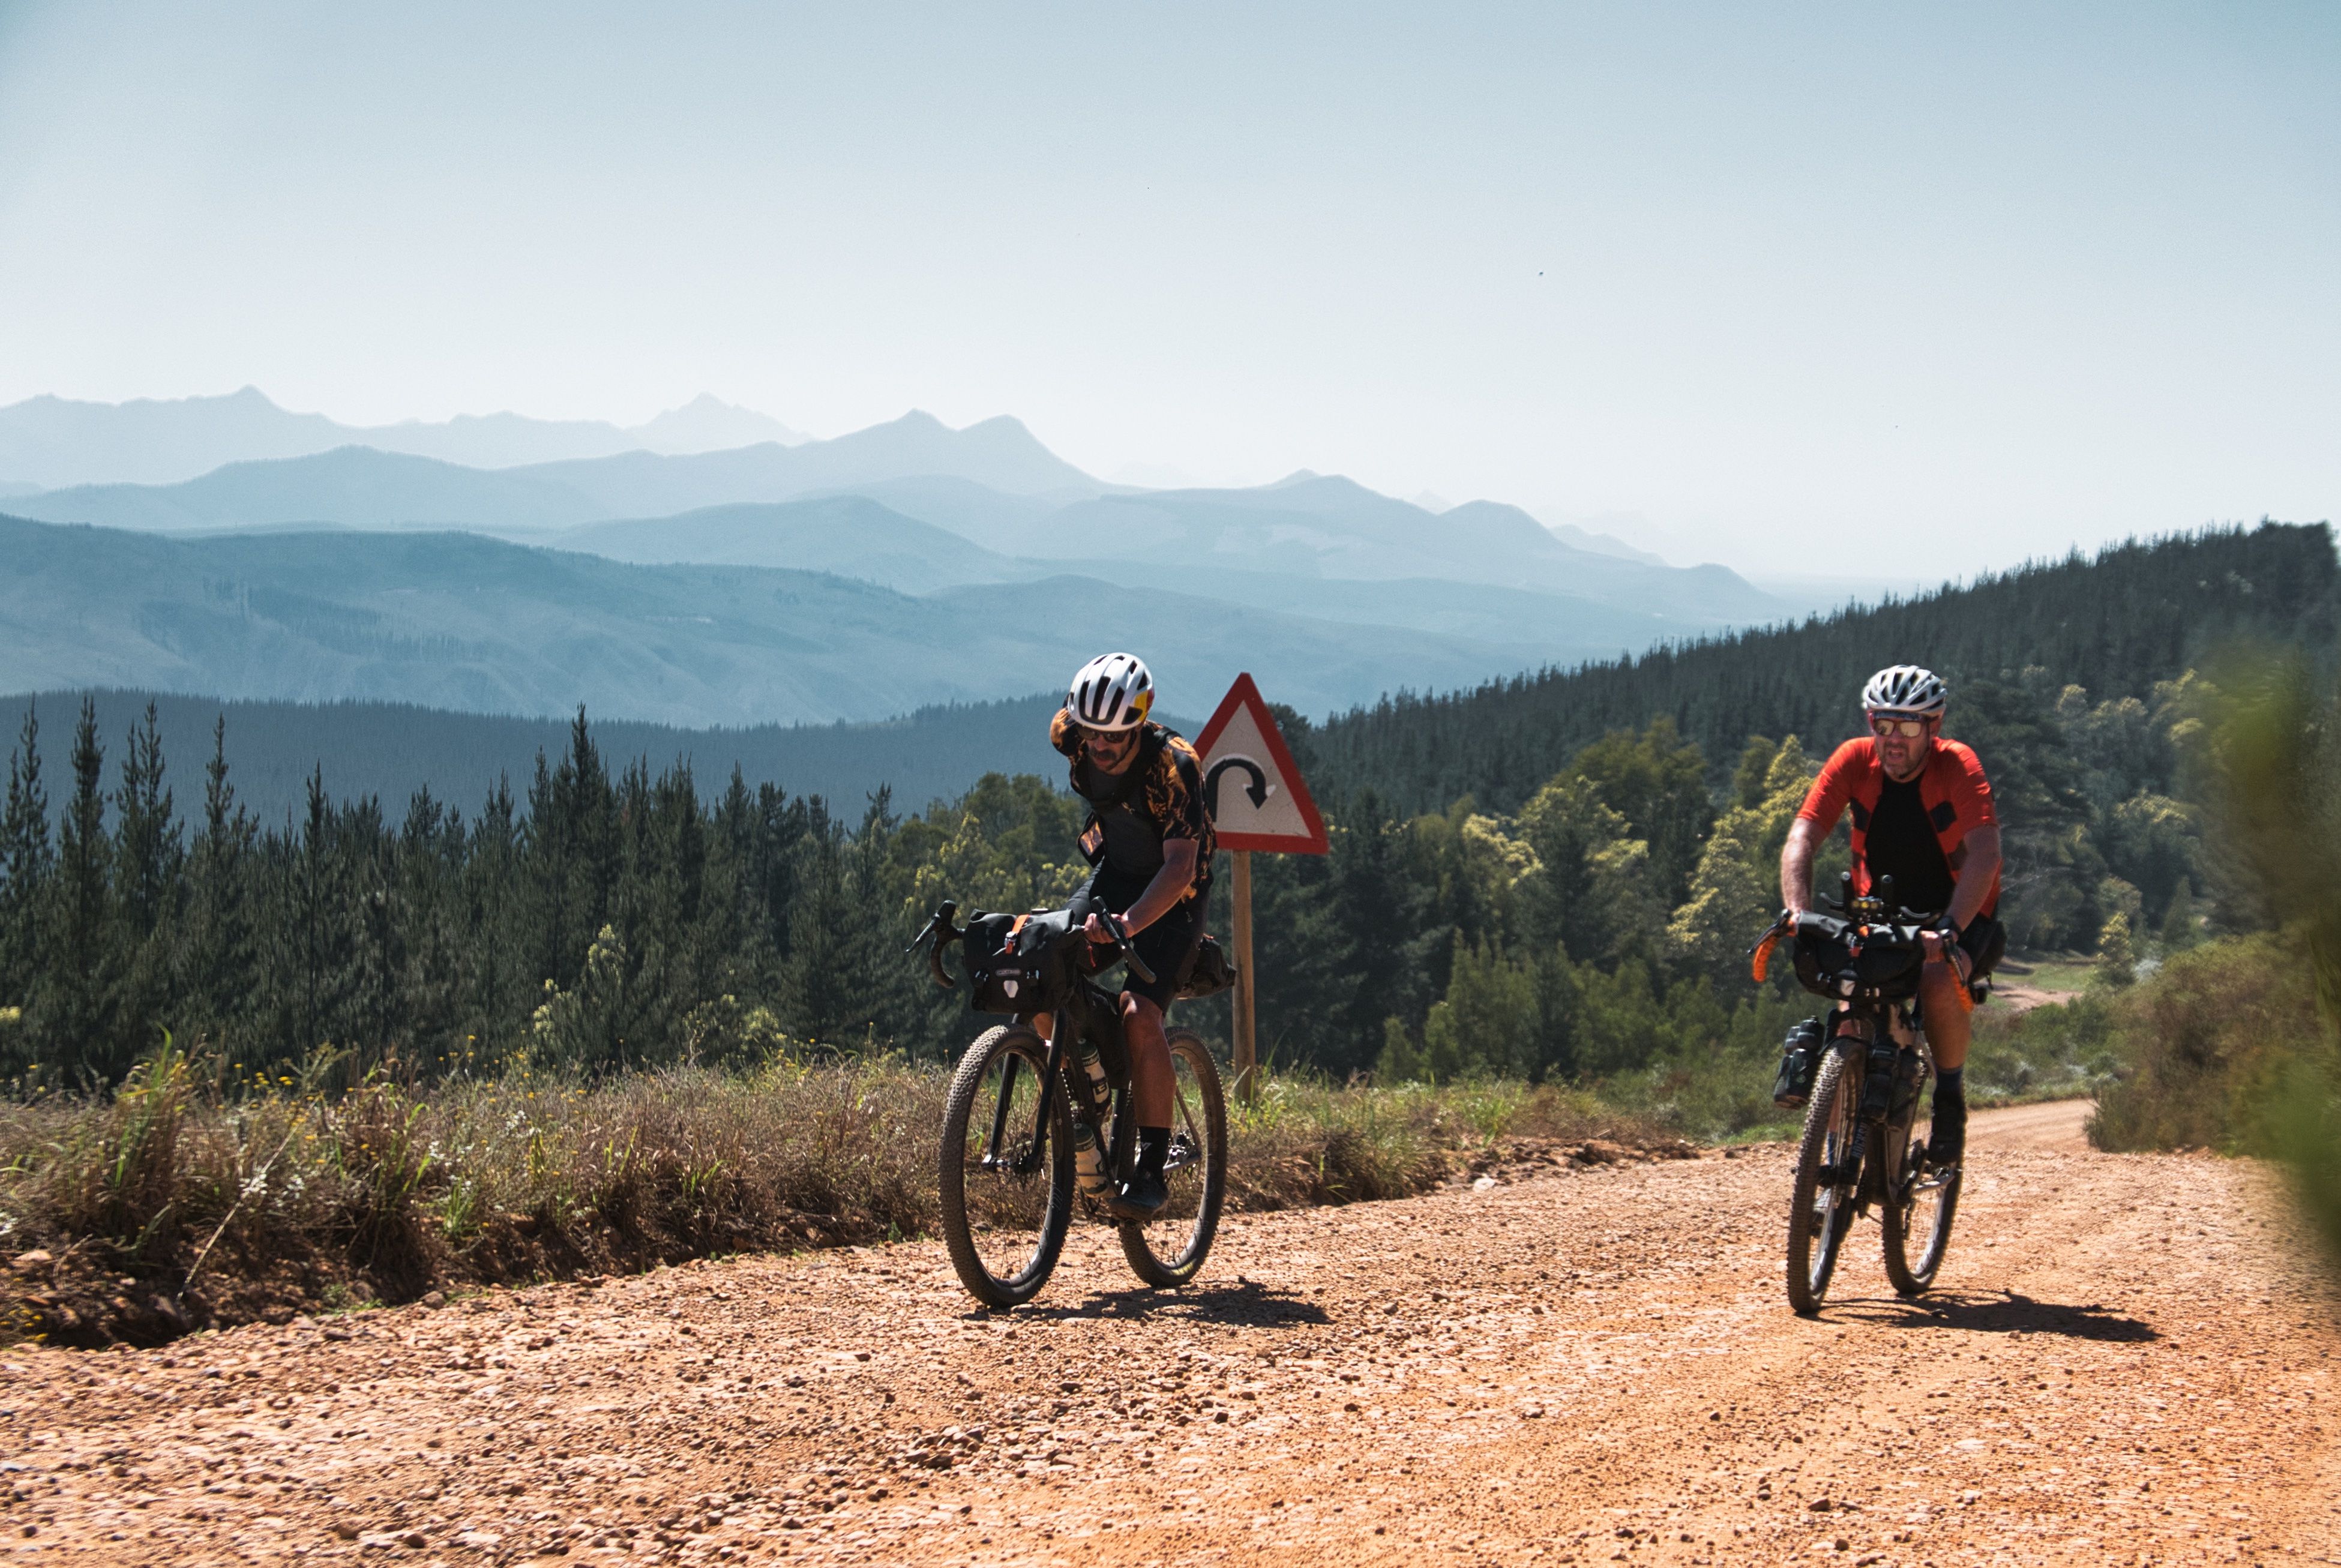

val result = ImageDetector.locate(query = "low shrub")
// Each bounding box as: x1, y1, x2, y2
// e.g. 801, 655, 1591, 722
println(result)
2084, 933, 2323, 1153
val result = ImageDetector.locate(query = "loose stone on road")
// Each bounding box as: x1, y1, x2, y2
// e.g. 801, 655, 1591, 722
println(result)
5, 1099, 2336, 1564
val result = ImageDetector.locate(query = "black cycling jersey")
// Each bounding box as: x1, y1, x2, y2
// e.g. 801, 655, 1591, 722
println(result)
1864, 772, 1957, 918
1049, 713, 1216, 901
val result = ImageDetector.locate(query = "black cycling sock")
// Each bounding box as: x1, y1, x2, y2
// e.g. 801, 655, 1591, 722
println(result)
1137, 1125, 1171, 1177
1934, 1066, 1967, 1118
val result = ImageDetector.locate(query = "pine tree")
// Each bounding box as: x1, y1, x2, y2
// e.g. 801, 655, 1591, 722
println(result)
180, 716, 259, 1049
110, 703, 182, 1066
38, 700, 119, 1083
0, 703, 52, 1011
1373, 1015, 1426, 1083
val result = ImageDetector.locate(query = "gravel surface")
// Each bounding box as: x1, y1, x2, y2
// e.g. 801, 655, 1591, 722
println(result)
5, 1103, 2336, 1566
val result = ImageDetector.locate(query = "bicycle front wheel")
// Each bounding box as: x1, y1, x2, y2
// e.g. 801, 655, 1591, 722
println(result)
1882, 1108, 1963, 1296
1786, 1042, 1861, 1315
938, 1026, 1074, 1309
1119, 1030, 1228, 1289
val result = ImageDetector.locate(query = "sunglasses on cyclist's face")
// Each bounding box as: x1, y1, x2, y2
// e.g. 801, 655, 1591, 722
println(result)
1083, 725, 1137, 753
1869, 715, 1934, 740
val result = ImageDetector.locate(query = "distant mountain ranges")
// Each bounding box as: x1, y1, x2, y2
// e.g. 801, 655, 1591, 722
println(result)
0, 389, 1800, 745
0, 386, 802, 490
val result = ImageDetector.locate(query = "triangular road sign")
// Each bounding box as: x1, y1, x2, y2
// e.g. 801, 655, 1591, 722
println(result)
1194, 673, 1330, 855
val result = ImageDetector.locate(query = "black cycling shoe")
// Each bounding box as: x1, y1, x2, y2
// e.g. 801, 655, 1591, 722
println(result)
1925, 1106, 1967, 1170
1110, 1168, 1168, 1218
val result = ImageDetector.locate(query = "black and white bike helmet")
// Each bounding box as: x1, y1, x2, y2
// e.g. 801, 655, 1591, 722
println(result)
1862, 664, 1948, 718
1066, 652, 1155, 732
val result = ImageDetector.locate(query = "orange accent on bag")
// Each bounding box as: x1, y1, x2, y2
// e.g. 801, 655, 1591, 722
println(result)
1750, 927, 1782, 984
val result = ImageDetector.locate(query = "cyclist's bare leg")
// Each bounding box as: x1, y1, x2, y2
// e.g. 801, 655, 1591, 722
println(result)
1122, 993, 1173, 1125
1917, 962, 1970, 1070
1030, 1011, 1054, 1042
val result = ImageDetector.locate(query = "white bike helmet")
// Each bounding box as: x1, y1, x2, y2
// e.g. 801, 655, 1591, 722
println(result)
1066, 652, 1155, 732
1862, 664, 1947, 718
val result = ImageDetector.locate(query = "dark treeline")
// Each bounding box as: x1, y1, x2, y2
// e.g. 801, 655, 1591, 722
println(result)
0, 703, 1033, 1087
0, 524, 2323, 1119
1306, 523, 2336, 815
0, 689, 1069, 834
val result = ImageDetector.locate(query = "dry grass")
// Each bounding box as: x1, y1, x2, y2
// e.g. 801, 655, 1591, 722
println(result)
0, 1051, 1684, 1345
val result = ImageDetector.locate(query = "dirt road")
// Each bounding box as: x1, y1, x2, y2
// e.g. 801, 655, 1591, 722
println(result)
7, 1107, 2336, 1567
1967, 1099, 2094, 1153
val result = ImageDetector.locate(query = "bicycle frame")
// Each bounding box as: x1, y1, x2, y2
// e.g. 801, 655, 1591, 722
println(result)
1826, 998, 1933, 1218
970, 952, 1138, 1185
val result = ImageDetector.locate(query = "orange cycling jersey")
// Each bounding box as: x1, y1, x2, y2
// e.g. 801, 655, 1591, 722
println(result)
1796, 736, 2000, 918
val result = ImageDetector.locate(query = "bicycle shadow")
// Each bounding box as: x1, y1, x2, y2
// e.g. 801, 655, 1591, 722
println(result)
1000, 1276, 1333, 1329
1823, 1287, 2160, 1343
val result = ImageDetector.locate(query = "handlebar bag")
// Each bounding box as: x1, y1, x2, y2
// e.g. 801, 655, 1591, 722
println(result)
1793, 922, 1924, 997
962, 911, 1034, 1014
1174, 934, 1237, 1000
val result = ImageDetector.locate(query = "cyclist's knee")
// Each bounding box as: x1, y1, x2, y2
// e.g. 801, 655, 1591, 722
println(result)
1122, 991, 1165, 1034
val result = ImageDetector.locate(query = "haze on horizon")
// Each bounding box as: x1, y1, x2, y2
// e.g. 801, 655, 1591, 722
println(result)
0, 1, 2334, 577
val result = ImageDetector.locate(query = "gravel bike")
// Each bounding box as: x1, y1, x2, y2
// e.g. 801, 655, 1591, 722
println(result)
909, 899, 1229, 1309
1752, 874, 1966, 1315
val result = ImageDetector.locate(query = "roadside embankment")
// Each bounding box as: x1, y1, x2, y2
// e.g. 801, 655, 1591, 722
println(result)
1, 1053, 1684, 1346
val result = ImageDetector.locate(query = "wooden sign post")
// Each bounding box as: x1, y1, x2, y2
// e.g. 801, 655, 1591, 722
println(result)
1194, 674, 1330, 1102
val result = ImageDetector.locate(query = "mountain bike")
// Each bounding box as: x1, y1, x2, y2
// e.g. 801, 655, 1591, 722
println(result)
1752, 874, 1965, 1315
909, 899, 1229, 1309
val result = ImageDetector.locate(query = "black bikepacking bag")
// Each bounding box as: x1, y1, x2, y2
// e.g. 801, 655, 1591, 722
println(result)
962, 909, 1081, 1014
1174, 934, 1237, 1000
1772, 1017, 1826, 1108
961, 912, 1027, 1014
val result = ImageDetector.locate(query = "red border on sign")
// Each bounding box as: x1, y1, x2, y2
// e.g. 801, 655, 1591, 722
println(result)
1192, 672, 1331, 855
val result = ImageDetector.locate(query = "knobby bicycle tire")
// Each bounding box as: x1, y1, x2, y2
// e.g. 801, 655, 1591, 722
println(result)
1786, 1043, 1860, 1316
1119, 1030, 1229, 1289
938, 1025, 1075, 1309
1881, 1111, 1963, 1297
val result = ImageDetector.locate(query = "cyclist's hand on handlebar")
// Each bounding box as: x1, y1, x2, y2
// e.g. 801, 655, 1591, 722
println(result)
1920, 928, 1974, 983
1081, 912, 1119, 946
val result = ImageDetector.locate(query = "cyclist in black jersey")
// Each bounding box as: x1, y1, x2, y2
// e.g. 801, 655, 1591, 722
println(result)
1048, 652, 1218, 1216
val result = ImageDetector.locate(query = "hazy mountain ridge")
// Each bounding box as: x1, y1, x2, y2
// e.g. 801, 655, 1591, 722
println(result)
0, 514, 1573, 727
7, 421, 1788, 627
0, 386, 801, 488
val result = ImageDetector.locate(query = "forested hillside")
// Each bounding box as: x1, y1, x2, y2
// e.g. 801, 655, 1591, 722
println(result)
1308, 523, 2336, 814
1, 524, 2327, 1133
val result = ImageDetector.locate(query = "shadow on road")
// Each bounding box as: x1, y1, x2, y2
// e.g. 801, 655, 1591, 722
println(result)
1829, 1287, 2160, 1342
994, 1276, 1333, 1329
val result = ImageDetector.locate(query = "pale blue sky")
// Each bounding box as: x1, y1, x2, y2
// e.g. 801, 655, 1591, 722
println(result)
0, 1, 2333, 573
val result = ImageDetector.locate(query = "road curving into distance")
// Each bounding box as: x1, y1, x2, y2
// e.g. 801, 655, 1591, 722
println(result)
5, 1099, 2336, 1565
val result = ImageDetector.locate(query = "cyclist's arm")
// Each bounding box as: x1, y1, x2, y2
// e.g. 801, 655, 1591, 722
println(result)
1092, 840, 1199, 940
1781, 817, 1825, 916
1782, 739, 1862, 915
1946, 825, 2000, 933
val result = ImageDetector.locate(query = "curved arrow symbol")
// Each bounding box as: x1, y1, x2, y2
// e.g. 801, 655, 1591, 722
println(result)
1206, 755, 1271, 815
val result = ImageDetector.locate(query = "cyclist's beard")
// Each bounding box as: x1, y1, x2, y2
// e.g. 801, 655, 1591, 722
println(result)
1879, 735, 1931, 781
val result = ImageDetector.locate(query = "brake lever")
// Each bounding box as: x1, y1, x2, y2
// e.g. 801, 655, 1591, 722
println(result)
909, 900, 961, 990
904, 898, 954, 954
1105, 912, 1158, 987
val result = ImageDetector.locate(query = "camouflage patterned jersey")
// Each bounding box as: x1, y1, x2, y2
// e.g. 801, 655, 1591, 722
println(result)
1049, 711, 1216, 900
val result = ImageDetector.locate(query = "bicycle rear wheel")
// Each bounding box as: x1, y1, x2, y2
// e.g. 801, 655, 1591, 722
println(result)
1882, 1108, 1963, 1296
1786, 1043, 1861, 1315
1119, 1030, 1228, 1288
939, 1026, 1074, 1309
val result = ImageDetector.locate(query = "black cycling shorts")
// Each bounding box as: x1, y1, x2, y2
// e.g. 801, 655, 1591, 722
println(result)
1957, 912, 2006, 980
1072, 867, 1207, 1012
